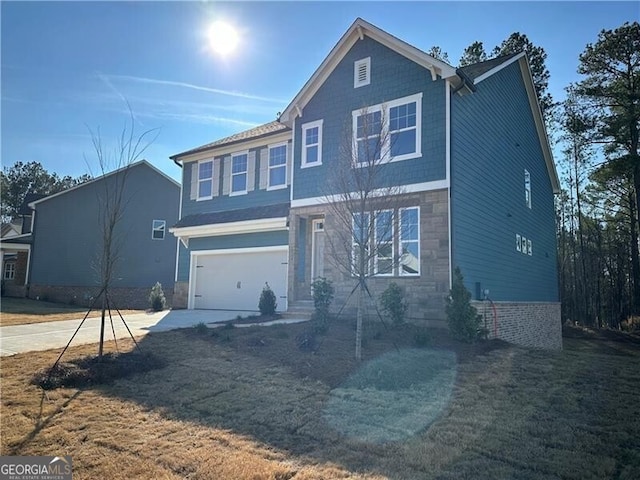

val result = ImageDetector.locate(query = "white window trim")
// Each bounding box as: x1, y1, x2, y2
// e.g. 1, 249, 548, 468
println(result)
374, 210, 394, 277
352, 92, 422, 166
301, 119, 323, 168
525, 169, 532, 209
152, 219, 166, 240
354, 57, 371, 88
399, 206, 420, 276
230, 151, 249, 196
267, 142, 288, 191
4, 262, 15, 280
197, 159, 214, 201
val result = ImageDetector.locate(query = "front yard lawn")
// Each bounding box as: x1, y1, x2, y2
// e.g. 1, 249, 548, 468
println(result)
0, 297, 143, 326
1, 321, 639, 479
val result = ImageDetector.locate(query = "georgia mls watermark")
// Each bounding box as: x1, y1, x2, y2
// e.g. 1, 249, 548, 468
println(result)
0, 456, 72, 480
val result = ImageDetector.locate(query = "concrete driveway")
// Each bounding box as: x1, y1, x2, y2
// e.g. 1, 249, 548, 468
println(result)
0, 309, 307, 356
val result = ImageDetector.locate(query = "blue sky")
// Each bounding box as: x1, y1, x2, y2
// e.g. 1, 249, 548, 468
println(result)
2, 1, 637, 182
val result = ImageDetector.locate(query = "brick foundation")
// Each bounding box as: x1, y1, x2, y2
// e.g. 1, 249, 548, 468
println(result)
28, 284, 174, 310
473, 301, 562, 350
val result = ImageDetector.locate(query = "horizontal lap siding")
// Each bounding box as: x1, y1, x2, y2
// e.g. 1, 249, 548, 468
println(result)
293, 36, 446, 200
450, 61, 558, 302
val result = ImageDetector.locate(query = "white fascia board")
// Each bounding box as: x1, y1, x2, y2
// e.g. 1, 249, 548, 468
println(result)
473, 52, 525, 85
517, 56, 560, 194
0, 242, 31, 251
291, 179, 449, 208
176, 131, 292, 165
280, 18, 458, 125
170, 217, 288, 239
190, 245, 288, 257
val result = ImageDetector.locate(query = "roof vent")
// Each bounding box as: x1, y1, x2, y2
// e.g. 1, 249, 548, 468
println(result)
354, 57, 371, 88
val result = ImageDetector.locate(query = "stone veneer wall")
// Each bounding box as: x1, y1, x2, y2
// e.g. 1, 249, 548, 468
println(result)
28, 284, 174, 310
289, 190, 450, 322
473, 301, 562, 350
172, 281, 189, 309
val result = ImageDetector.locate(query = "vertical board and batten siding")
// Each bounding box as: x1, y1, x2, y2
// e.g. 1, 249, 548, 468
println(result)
175, 231, 289, 282
450, 61, 558, 302
293, 36, 447, 200
29, 163, 180, 289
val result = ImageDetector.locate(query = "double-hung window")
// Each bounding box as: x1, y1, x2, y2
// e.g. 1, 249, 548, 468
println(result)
354, 109, 383, 166
268, 144, 287, 189
301, 120, 323, 167
231, 152, 248, 194
352, 93, 422, 165
198, 160, 213, 199
352, 212, 371, 276
375, 210, 394, 275
400, 207, 420, 275
4, 262, 15, 280
152, 220, 166, 240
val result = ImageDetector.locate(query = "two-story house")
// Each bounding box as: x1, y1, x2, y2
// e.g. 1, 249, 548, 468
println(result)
170, 18, 561, 349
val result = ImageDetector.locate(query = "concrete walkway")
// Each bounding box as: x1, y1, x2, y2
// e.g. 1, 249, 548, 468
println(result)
0, 309, 308, 356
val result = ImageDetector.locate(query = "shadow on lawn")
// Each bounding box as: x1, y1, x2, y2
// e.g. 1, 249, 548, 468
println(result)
89, 321, 520, 478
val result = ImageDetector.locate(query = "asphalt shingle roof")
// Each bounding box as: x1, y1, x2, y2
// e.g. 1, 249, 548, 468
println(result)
173, 202, 290, 229
458, 53, 521, 81
171, 121, 290, 159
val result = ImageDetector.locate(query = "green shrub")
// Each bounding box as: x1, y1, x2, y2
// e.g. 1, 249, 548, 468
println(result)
413, 326, 431, 347
380, 282, 407, 325
149, 282, 167, 311
446, 267, 482, 342
258, 282, 277, 315
193, 322, 208, 335
311, 277, 334, 332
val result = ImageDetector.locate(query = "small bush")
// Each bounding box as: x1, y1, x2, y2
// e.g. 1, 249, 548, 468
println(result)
311, 277, 334, 331
380, 282, 407, 325
446, 267, 482, 342
413, 326, 431, 347
258, 282, 277, 316
149, 282, 167, 311
193, 322, 208, 335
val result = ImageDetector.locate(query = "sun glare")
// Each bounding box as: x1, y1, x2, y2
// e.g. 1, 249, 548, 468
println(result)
207, 21, 239, 57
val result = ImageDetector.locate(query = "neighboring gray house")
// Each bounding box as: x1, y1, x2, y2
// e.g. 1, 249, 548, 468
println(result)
170, 18, 561, 349
26, 160, 180, 308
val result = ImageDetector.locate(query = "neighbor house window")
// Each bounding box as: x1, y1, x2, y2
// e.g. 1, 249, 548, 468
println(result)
400, 207, 420, 275
268, 143, 287, 189
354, 57, 371, 88
352, 212, 371, 276
375, 210, 394, 276
352, 93, 422, 165
4, 262, 15, 280
301, 120, 323, 167
198, 160, 213, 199
231, 152, 248, 194
525, 169, 532, 209
152, 220, 166, 240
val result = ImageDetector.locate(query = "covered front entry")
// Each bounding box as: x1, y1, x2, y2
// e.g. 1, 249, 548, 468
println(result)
190, 246, 288, 311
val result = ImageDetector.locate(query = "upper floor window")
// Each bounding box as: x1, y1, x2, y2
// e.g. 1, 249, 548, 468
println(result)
354, 57, 371, 88
301, 120, 323, 167
352, 93, 422, 165
524, 169, 532, 208
231, 152, 248, 194
4, 262, 15, 280
198, 160, 213, 199
268, 143, 287, 189
152, 220, 166, 240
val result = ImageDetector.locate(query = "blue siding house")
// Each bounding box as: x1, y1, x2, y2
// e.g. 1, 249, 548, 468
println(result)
170, 18, 561, 349
27, 160, 180, 309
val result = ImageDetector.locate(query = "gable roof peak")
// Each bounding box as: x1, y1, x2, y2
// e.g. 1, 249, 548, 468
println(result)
279, 17, 459, 125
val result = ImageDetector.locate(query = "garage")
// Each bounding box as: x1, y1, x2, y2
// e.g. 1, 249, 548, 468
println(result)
190, 247, 288, 311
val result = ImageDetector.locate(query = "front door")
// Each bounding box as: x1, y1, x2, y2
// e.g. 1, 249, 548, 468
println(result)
311, 219, 325, 281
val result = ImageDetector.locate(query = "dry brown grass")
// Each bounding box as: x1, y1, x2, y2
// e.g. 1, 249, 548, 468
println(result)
0, 297, 142, 326
2, 321, 639, 479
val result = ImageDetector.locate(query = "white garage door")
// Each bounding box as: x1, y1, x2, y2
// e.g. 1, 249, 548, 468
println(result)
192, 248, 288, 311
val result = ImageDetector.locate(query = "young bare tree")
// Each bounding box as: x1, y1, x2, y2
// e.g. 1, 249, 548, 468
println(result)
86, 114, 159, 358
322, 105, 412, 360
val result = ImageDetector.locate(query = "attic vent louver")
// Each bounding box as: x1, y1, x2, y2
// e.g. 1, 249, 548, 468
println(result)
354, 57, 371, 88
